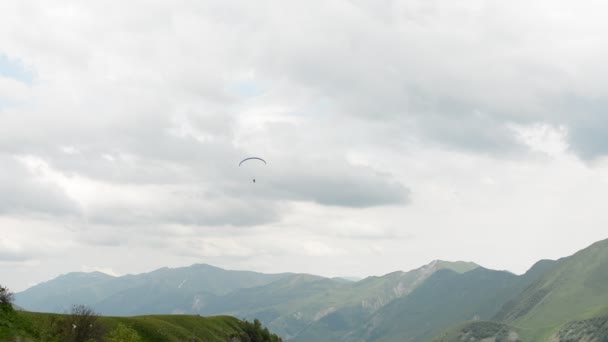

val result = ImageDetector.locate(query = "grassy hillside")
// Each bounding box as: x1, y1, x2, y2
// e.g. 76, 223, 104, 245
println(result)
494, 238, 608, 340
1, 307, 282, 342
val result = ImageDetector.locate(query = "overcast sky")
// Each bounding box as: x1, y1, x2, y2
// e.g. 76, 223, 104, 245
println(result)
2, 0, 608, 292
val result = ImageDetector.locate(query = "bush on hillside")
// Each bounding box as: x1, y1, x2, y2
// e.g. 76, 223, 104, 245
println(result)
0, 284, 14, 309
238, 319, 282, 342
54, 304, 106, 342
105, 323, 142, 342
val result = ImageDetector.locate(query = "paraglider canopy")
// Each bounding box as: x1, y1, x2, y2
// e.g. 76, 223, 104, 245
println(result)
238, 157, 267, 167
239, 157, 266, 183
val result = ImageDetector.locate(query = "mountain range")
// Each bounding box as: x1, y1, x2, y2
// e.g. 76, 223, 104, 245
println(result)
14, 238, 608, 341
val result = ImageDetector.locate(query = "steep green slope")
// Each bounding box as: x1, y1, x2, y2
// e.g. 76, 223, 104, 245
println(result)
494, 238, 608, 340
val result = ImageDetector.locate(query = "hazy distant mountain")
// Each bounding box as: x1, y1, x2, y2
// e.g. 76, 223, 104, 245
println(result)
203, 260, 479, 339
15, 271, 115, 313
338, 276, 363, 282
16, 263, 290, 315
14, 239, 608, 341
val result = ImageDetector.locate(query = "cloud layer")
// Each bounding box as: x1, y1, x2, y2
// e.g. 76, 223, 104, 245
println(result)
2, 0, 608, 291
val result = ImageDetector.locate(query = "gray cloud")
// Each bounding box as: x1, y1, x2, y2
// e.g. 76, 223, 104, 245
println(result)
0, 155, 80, 216
230, 0, 608, 159
262, 160, 409, 207
2, 0, 608, 292
84, 192, 280, 227
550, 96, 608, 159
0, 0, 603, 229
0, 249, 31, 262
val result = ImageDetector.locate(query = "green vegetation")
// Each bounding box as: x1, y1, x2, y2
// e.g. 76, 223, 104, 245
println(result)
106, 323, 142, 342
1, 285, 15, 307
2, 311, 282, 341
552, 315, 608, 341
1, 285, 37, 341
432, 321, 521, 342
1, 295, 282, 342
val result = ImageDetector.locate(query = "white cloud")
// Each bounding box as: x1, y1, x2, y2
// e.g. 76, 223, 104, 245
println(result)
511, 123, 570, 158
0, 76, 30, 101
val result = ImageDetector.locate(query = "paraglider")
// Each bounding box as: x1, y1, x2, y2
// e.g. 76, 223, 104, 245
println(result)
239, 157, 266, 183
238, 157, 266, 167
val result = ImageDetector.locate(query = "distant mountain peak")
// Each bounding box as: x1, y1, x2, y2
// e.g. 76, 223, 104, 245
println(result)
189, 263, 222, 269
423, 260, 480, 274
337, 276, 363, 282
54, 271, 115, 281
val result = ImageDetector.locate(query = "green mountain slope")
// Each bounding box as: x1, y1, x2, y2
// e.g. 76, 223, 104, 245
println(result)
333, 258, 554, 342
433, 238, 608, 341
346, 267, 530, 342
494, 238, 608, 340
285, 261, 479, 341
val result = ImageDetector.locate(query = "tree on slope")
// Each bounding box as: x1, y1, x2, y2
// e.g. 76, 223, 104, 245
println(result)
0, 284, 14, 308
57, 304, 106, 342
